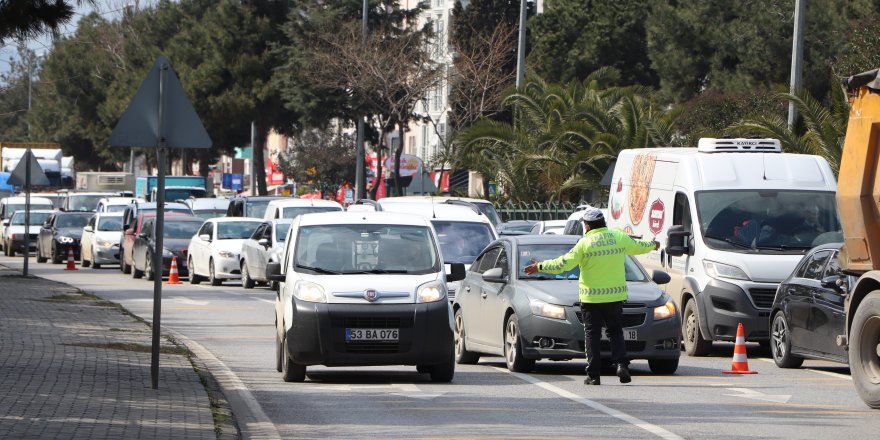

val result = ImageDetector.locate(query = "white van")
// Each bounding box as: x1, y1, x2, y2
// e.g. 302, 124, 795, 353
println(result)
606, 138, 841, 356
379, 196, 502, 228
266, 211, 466, 382
262, 198, 343, 220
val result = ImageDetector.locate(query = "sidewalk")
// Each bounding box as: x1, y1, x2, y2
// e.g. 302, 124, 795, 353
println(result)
0, 265, 234, 439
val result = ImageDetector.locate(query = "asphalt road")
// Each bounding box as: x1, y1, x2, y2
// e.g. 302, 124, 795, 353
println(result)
4, 254, 879, 439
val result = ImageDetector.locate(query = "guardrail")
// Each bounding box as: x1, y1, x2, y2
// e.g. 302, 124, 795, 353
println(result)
493, 201, 607, 222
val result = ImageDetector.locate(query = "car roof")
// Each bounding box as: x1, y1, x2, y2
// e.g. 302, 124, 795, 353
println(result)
188, 198, 230, 209
11, 209, 54, 215
377, 201, 491, 223
267, 218, 294, 225
266, 198, 342, 208
232, 196, 288, 202
205, 217, 264, 223
146, 216, 204, 223
298, 211, 433, 227
130, 202, 191, 210
94, 212, 124, 217
3, 196, 53, 204
56, 211, 94, 216
100, 197, 137, 204
68, 192, 116, 196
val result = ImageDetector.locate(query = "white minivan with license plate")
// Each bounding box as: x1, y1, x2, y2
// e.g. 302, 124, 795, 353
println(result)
267, 211, 466, 383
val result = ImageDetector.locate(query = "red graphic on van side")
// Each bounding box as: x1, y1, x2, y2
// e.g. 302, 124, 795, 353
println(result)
648, 199, 665, 236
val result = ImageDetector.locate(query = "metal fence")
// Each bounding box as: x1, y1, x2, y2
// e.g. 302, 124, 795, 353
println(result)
494, 201, 608, 222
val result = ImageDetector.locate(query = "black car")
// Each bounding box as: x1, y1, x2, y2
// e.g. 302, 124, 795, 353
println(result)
770, 243, 851, 368
131, 216, 204, 280
36, 211, 93, 263
225, 196, 287, 218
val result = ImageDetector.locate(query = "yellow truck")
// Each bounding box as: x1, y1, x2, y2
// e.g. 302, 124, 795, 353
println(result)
836, 69, 880, 409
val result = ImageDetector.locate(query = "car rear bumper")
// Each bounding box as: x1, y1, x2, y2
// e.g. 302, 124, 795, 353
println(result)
285, 300, 454, 367
519, 305, 682, 361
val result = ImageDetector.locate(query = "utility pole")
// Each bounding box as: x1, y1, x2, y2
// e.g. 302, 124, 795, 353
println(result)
788, 0, 806, 129
515, 0, 527, 89
27, 52, 32, 139
355, 0, 368, 199
250, 121, 257, 196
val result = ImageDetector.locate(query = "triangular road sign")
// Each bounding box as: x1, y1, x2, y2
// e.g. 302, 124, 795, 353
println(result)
8, 149, 50, 187
108, 56, 212, 149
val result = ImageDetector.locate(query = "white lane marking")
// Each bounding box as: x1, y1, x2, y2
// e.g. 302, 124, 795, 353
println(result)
757, 358, 852, 380
724, 387, 791, 404
169, 297, 210, 306
493, 367, 683, 440
167, 329, 281, 440
251, 297, 274, 304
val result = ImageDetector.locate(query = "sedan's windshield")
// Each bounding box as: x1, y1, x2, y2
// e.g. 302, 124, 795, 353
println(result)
164, 221, 203, 239
56, 214, 92, 228
432, 220, 494, 264
68, 195, 108, 211
294, 224, 439, 275
216, 221, 261, 240
245, 201, 271, 218
517, 244, 647, 282
281, 206, 342, 219
11, 211, 51, 225
697, 191, 842, 252
97, 217, 123, 231
104, 204, 127, 213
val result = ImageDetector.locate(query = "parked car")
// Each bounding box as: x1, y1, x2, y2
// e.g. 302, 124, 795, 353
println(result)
185, 198, 230, 220
529, 220, 567, 235
80, 213, 124, 268
266, 211, 466, 382
262, 198, 342, 220
225, 196, 287, 218
36, 211, 94, 263
188, 218, 263, 286
2, 209, 52, 256
0, 196, 54, 252
131, 216, 204, 280
240, 218, 293, 289
498, 220, 536, 235
120, 202, 193, 274
453, 234, 681, 374
770, 243, 852, 368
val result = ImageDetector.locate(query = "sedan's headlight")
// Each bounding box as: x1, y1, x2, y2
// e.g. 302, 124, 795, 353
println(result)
293, 280, 326, 303
417, 282, 446, 303
703, 261, 750, 281
57, 236, 74, 244
96, 239, 114, 247
529, 299, 567, 320
653, 301, 676, 320
217, 250, 236, 258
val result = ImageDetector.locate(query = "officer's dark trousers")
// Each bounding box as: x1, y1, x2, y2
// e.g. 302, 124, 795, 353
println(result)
581, 301, 628, 379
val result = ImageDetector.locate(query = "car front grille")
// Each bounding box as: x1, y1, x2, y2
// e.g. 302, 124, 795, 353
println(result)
748, 288, 776, 309
331, 317, 414, 329
575, 312, 646, 328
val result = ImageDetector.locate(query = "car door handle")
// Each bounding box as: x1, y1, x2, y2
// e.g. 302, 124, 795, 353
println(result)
481, 292, 487, 299
465, 286, 471, 292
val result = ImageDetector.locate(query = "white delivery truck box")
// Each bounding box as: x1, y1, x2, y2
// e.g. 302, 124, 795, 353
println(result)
606, 138, 841, 356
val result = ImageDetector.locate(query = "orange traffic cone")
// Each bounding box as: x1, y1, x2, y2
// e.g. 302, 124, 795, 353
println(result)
723, 323, 758, 374
64, 248, 77, 271
166, 256, 182, 284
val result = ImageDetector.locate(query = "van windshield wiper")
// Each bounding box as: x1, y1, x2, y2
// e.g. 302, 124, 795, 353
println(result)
754, 244, 813, 251
342, 269, 409, 274
704, 234, 753, 250
295, 263, 340, 274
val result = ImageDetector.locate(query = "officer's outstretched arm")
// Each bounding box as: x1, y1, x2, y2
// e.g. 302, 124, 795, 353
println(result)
622, 234, 656, 256
538, 242, 585, 274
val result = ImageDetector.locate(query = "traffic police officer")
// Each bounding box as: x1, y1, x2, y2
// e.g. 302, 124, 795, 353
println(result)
524, 208, 658, 385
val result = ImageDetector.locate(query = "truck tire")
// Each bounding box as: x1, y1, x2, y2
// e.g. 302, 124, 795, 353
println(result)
683, 299, 712, 357
849, 290, 880, 409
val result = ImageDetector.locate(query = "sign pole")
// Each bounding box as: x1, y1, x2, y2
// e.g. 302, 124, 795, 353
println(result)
23, 150, 31, 277
150, 62, 168, 390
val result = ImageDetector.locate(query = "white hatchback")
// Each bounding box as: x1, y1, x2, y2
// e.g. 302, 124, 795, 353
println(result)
188, 217, 263, 286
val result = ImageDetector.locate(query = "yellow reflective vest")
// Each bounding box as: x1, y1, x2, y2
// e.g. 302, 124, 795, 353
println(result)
537, 227, 655, 304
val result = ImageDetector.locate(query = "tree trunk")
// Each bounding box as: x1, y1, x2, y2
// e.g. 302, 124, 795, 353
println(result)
393, 123, 404, 197
369, 131, 386, 200
254, 121, 269, 196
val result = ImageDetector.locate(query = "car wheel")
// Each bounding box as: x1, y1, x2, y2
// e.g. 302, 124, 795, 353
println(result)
209, 259, 222, 286
504, 314, 535, 373
93, 263, 101, 269
189, 257, 203, 284
770, 311, 804, 368
849, 290, 880, 409
121, 257, 132, 274
683, 299, 712, 356
648, 358, 680, 375
281, 336, 306, 382
145, 256, 154, 281
36, 242, 47, 263
241, 262, 255, 289
3, 242, 9, 256
82, 252, 91, 267
429, 351, 455, 383
275, 324, 283, 373
51, 244, 63, 264
454, 308, 480, 365
132, 259, 144, 279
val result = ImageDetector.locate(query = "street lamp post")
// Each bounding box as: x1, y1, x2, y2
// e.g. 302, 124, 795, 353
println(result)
515, 0, 527, 89
355, 0, 368, 199
788, 0, 806, 129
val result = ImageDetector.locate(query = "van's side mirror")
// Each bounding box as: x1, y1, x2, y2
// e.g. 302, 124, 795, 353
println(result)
666, 225, 691, 257
266, 262, 285, 282
258, 238, 270, 248
199, 234, 211, 242
446, 262, 466, 282
651, 270, 671, 285
83, 226, 93, 233
482, 267, 507, 283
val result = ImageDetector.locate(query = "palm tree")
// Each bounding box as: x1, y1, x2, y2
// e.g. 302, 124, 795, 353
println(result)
728, 82, 849, 174
456, 70, 674, 202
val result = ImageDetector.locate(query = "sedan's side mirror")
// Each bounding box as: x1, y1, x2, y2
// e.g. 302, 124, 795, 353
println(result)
1, 219, 8, 227
482, 267, 508, 284
651, 270, 671, 285
83, 226, 93, 233
446, 262, 466, 282
199, 234, 211, 242
258, 238, 270, 248
821, 275, 846, 292
266, 262, 285, 282
665, 225, 691, 257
